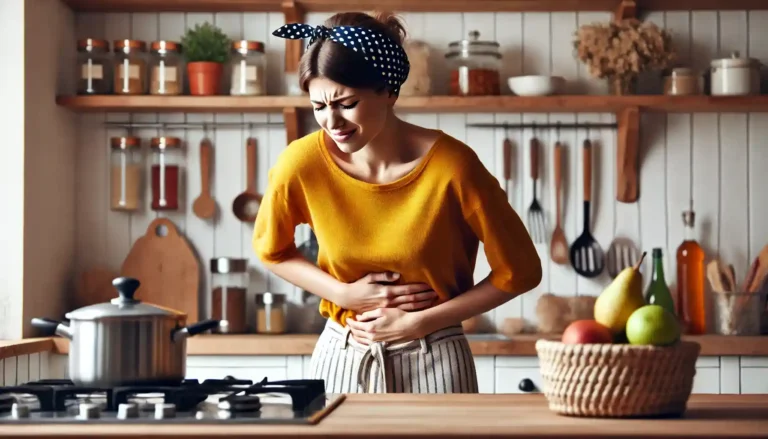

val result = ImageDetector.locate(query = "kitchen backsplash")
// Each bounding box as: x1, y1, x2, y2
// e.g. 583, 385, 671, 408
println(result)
72, 10, 768, 331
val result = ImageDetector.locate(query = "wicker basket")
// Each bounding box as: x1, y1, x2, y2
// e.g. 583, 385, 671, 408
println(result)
535, 339, 701, 418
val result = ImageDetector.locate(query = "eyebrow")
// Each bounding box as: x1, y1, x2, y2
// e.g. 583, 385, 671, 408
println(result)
310, 95, 358, 105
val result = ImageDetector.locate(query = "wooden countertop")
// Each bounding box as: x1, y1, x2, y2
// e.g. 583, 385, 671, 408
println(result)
0, 394, 766, 438
3, 333, 768, 359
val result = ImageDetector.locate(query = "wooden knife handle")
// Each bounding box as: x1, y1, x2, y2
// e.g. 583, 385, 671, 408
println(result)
554, 142, 562, 217
200, 139, 212, 196
583, 139, 592, 202
530, 138, 539, 181
246, 138, 257, 192
503, 138, 512, 181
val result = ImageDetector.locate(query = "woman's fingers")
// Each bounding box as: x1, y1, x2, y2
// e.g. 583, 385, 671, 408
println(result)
396, 298, 436, 311
388, 290, 437, 306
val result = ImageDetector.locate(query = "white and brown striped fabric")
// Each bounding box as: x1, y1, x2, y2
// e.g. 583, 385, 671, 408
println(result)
309, 319, 479, 394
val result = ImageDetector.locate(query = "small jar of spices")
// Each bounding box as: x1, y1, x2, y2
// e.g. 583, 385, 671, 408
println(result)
149, 40, 184, 95
77, 38, 112, 95
255, 293, 287, 334
445, 31, 502, 96
109, 135, 143, 211
149, 136, 183, 211
229, 40, 267, 96
664, 68, 703, 96
113, 39, 148, 95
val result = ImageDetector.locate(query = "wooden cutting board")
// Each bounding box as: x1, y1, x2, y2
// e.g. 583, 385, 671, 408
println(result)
73, 267, 118, 309
120, 217, 199, 321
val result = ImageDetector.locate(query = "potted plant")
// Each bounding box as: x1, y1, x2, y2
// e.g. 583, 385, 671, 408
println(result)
574, 19, 675, 95
181, 22, 231, 95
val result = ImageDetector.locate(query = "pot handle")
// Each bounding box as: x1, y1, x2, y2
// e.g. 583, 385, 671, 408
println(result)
172, 319, 220, 342
31, 318, 74, 340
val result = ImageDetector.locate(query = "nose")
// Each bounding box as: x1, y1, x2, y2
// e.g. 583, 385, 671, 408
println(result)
326, 108, 345, 130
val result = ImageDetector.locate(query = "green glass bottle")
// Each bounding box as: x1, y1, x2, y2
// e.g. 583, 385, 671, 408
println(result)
645, 248, 676, 316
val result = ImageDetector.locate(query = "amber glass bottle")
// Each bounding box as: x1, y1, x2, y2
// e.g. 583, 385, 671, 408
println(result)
676, 210, 707, 334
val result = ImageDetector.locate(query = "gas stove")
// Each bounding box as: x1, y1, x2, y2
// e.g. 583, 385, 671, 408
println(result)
0, 377, 343, 424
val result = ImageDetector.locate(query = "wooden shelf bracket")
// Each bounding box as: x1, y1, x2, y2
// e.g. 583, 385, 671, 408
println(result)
613, 0, 637, 21
616, 106, 640, 203
282, 0, 305, 144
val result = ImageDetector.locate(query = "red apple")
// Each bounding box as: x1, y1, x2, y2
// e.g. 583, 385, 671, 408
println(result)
561, 320, 614, 344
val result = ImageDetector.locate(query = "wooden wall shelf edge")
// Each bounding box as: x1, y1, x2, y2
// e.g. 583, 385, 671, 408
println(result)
8, 334, 766, 359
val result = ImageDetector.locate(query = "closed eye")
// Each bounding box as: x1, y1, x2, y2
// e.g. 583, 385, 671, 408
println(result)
312, 101, 360, 112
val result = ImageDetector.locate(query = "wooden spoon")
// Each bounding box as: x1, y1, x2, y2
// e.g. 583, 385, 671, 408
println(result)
192, 138, 216, 220
550, 141, 569, 265
232, 138, 263, 223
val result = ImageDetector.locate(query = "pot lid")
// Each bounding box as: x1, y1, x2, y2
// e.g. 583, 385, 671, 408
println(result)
65, 277, 185, 320
711, 51, 760, 68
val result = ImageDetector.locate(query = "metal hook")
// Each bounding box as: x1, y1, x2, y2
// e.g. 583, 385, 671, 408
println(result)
555, 121, 561, 141
248, 122, 253, 140
203, 122, 209, 139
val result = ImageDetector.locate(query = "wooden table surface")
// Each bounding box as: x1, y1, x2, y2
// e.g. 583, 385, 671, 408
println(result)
0, 394, 765, 438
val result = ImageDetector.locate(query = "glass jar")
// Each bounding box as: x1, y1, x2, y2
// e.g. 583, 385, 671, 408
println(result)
210, 257, 248, 334
109, 136, 142, 211
77, 38, 112, 95
255, 293, 287, 334
230, 40, 267, 96
445, 31, 501, 96
149, 40, 183, 95
664, 68, 703, 95
113, 39, 148, 95
150, 136, 183, 211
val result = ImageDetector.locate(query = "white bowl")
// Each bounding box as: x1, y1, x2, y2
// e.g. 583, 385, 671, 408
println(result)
507, 75, 566, 96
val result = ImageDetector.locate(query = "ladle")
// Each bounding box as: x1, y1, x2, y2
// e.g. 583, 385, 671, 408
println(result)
232, 138, 263, 223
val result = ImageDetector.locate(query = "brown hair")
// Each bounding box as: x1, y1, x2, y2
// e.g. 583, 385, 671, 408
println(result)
298, 11, 407, 95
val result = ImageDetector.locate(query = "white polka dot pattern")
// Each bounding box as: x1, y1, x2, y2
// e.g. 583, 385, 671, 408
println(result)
272, 23, 410, 94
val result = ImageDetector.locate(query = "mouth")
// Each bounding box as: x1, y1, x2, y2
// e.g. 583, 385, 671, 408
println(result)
330, 128, 357, 142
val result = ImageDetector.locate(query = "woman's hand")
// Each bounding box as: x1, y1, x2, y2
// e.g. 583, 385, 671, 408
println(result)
340, 272, 438, 314
346, 308, 427, 345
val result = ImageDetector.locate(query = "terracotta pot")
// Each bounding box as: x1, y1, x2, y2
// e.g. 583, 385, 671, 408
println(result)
187, 62, 223, 96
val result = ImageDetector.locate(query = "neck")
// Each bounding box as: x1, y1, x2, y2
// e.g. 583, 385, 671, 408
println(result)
353, 110, 412, 169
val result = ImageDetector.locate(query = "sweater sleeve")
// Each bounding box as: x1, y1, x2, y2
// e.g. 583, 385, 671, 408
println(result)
252, 170, 305, 264
458, 156, 542, 295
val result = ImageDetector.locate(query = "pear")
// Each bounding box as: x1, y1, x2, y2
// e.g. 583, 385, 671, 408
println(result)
594, 252, 647, 334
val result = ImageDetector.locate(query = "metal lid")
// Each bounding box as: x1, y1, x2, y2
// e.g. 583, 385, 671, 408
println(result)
232, 40, 265, 54
150, 40, 182, 53
711, 51, 760, 69
77, 38, 109, 52
669, 67, 698, 77
65, 277, 185, 321
110, 136, 141, 150
446, 31, 501, 59
210, 257, 248, 274
150, 136, 182, 149
255, 292, 286, 306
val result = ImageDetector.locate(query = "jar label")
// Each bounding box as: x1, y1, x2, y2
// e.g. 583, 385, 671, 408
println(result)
81, 63, 103, 80
119, 63, 141, 80
246, 66, 258, 81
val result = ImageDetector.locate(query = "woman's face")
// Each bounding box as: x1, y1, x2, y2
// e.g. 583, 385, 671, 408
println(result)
308, 77, 396, 154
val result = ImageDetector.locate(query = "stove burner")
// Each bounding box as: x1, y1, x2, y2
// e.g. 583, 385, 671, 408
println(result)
217, 395, 261, 413
0, 395, 14, 414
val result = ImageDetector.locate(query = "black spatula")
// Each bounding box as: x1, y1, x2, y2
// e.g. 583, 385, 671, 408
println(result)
570, 138, 605, 278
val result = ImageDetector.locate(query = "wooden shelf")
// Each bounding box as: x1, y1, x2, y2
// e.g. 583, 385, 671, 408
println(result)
60, 0, 768, 13
55, 95, 768, 114
9, 334, 764, 359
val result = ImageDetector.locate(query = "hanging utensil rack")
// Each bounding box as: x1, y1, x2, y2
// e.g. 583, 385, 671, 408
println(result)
104, 121, 285, 130
465, 122, 618, 130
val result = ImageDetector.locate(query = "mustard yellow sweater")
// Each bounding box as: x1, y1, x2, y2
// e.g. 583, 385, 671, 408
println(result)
252, 129, 541, 326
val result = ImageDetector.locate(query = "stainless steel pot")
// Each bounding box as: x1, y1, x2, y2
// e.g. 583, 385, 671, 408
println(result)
31, 276, 220, 387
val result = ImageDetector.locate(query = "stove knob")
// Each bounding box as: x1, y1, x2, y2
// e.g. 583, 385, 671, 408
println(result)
11, 403, 30, 419
154, 403, 176, 419
77, 403, 101, 420
117, 403, 139, 419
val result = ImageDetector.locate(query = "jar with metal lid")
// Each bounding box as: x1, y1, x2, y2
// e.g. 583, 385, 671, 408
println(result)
664, 68, 703, 96
149, 40, 183, 95
110, 136, 143, 211
229, 40, 267, 96
113, 39, 148, 95
77, 38, 112, 95
710, 51, 761, 96
210, 257, 248, 334
255, 293, 287, 334
445, 31, 501, 96
150, 136, 183, 211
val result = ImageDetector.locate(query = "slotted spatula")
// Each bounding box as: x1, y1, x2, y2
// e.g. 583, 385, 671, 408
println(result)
569, 138, 605, 278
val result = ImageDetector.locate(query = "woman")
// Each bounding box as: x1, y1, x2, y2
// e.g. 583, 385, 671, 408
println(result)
254, 12, 542, 394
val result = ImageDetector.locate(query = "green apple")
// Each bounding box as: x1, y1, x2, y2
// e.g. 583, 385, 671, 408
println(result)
626, 305, 681, 346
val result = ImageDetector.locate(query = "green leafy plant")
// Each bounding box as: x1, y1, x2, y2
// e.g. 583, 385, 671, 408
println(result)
181, 22, 232, 63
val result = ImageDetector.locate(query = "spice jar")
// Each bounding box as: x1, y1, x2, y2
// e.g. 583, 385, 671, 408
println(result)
230, 40, 267, 96
149, 40, 183, 95
710, 51, 761, 96
445, 31, 501, 96
150, 136, 183, 211
113, 39, 148, 95
210, 257, 248, 334
664, 68, 703, 95
77, 38, 112, 95
109, 136, 143, 211
255, 293, 287, 334
399, 40, 431, 96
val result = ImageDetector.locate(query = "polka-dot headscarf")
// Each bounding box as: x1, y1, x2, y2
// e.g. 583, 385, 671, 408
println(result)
272, 23, 410, 94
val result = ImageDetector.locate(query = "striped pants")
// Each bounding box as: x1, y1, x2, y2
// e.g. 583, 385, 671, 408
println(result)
309, 319, 479, 394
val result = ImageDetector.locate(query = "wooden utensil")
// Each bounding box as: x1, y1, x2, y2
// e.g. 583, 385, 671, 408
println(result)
503, 136, 512, 195
232, 138, 263, 223
192, 138, 216, 220
550, 142, 569, 265
747, 244, 768, 293
120, 217, 200, 322
706, 259, 726, 293
73, 267, 118, 309
569, 139, 604, 278
526, 137, 546, 243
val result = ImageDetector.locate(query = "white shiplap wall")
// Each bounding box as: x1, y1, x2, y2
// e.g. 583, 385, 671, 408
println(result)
73, 10, 768, 331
